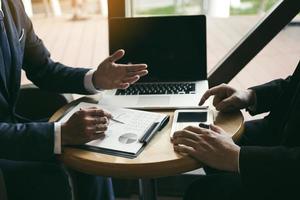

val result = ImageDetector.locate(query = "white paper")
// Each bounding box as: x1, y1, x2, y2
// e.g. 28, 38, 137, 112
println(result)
59, 102, 167, 155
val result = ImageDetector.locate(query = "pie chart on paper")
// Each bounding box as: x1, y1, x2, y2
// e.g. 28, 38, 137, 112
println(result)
118, 133, 138, 144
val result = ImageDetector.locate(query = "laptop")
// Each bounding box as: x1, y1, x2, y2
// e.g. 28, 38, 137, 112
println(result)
102, 15, 208, 109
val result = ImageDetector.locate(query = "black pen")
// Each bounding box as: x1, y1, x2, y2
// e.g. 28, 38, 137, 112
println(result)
139, 115, 169, 143
139, 122, 160, 143
199, 122, 210, 129
110, 116, 125, 124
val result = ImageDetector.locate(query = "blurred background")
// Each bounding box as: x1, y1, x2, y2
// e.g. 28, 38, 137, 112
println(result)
133, 0, 276, 16
23, 0, 300, 119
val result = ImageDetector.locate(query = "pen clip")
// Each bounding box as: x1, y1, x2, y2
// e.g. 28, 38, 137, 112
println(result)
157, 115, 170, 131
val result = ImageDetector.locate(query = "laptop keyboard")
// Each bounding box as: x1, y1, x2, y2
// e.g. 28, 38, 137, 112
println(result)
116, 83, 196, 95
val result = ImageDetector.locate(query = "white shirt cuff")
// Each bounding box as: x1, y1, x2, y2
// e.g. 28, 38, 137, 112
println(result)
84, 69, 102, 93
54, 122, 62, 154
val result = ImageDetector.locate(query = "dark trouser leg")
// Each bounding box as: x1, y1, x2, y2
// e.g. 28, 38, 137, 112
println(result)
0, 159, 71, 200
184, 173, 247, 200
70, 170, 106, 200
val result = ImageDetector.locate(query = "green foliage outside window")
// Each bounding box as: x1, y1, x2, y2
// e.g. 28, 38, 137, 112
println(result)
135, 0, 279, 16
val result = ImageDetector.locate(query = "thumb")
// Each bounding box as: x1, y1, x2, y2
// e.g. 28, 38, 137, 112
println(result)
108, 49, 125, 62
215, 96, 235, 111
210, 124, 225, 134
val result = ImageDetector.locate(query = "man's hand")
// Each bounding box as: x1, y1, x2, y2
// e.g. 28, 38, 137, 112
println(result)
93, 49, 148, 89
199, 83, 256, 112
61, 107, 112, 145
172, 125, 240, 172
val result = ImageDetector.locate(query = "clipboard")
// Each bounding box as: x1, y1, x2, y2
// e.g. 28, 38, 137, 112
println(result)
58, 102, 169, 158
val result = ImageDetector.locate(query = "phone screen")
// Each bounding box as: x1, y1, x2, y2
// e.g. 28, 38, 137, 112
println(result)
177, 112, 207, 123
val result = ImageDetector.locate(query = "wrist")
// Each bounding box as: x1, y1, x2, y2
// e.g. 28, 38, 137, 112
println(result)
92, 71, 100, 90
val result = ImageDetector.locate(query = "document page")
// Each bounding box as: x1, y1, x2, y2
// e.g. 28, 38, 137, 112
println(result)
59, 102, 167, 155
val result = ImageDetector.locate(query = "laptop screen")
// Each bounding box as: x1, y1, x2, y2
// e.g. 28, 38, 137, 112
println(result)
109, 15, 207, 82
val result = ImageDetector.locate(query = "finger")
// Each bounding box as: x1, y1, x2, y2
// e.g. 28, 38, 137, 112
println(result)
126, 70, 148, 78
82, 109, 111, 121
90, 124, 108, 134
108, 49, 125, 62
184, 126, 210, 135
94, 124, 108, 132
210, 124, 225, 134
173, 130, 199, 141
173, 137, 198, 148
199, 84, 228, 105
122, 75, 140, 83
84, 130, 105, 141
122, 75, 140, 85
138, 70, 149, 77
173, 145, 198, 157
91, 109, 112, 119
97, 123, 108, 131
103, 111, 112, 119
78, 107, 98, 114
100, 117, 109, 124
82, 117, 101, 126
92, 117, 109, 125
199, 90, 211, 106
212, 95, 223, 107
81, 108, 105, 117
116, 82, 130, 89
117, 64, 148, 72
215, 96, 235, 111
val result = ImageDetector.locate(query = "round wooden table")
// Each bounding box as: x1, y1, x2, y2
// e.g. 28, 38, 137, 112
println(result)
50, 95, 244, 200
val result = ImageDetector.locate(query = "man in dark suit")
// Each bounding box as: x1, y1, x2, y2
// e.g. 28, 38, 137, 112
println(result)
0, 0, 148, 199
172, 61, 300, 200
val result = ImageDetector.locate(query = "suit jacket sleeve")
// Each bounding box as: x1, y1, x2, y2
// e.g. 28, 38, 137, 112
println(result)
0, 122, 56, 161
239, 146, 300, 197
0, 1, 92, 162
22, 12, 91, 94
249, 76, 292, 115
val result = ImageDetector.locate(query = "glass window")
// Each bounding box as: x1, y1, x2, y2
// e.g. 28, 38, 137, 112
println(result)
132, 0, 279, 17
128, 0, 299, 88
128, 0, 300, 120
133, 0, 202, 16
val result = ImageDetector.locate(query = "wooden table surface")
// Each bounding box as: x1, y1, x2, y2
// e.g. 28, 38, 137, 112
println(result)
50, 95, 244, 179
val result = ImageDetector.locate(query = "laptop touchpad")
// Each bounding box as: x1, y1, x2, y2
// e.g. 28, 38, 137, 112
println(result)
137, 96, 170, 106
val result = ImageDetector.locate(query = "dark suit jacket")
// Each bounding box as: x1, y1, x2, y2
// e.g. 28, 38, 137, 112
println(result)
240, 61, 300, 198
0, 0, 91, 162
